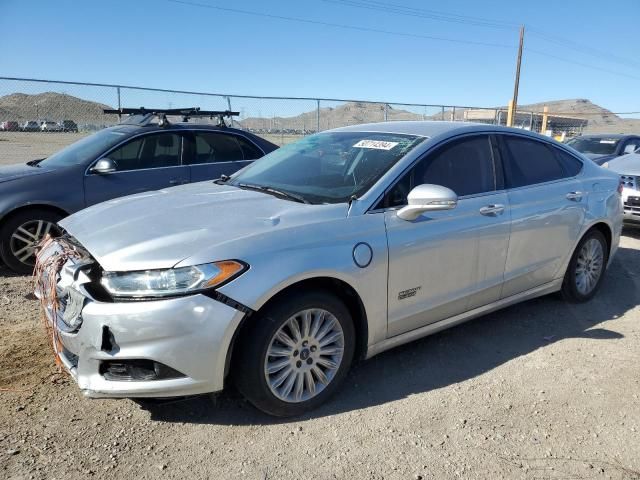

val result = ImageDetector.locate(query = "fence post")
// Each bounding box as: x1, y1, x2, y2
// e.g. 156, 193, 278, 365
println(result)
540, 105, 549, 135
316, 99, 320, 133
116, 86, 122, 121
451, 106, 456, 121
529, 111, 534, 130
441, 106, 445, 121
384, 103, 388, 122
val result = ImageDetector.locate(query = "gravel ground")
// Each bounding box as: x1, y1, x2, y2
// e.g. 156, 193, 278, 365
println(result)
1, 230, 640, 480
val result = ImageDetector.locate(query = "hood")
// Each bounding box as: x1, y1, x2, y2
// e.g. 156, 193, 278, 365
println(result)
606, 153, 640, 176
0, 162, 51, 183
60, 182, 348, 271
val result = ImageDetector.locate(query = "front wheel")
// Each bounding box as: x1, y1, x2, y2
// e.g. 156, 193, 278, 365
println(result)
561, 229, 608, 303
235, 291, 355, 417
0, 209, 63, 274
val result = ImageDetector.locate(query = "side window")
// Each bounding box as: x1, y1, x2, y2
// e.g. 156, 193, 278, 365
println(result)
191, 132, 243, 164
107, 133, 181, 171
236, 137, 264, 160
554, 149, 583, 177
382, 135, 495, 208
502, 136, 564, 188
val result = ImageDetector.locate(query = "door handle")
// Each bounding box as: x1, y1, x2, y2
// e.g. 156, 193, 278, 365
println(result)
566, 191, 583, 201
479, 204, 505, 216
169, 179, 187, 185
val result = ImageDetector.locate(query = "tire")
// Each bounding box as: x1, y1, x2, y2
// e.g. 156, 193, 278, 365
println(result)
0, 209, 63, 274
234, 290, 355, 417
561, 229, 608, 303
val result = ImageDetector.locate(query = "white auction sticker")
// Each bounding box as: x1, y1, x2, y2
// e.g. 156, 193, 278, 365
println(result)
353, 139, 399, 150
600, 140, 616, 144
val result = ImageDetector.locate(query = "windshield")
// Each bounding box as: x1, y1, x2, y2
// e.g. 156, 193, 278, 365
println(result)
38, 128, 131, 168
229, 131, 425, 204
566, 137, 619, 155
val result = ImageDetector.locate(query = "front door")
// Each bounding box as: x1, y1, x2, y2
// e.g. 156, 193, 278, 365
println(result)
382, 134, 511, 337
84, 132, 190, 206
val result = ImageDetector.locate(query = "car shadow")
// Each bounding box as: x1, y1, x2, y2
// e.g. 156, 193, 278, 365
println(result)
140, 244, 639, 425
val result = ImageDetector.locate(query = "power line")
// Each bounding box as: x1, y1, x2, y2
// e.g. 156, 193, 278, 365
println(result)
324, 0, 640, 71
525, 48, 640, 81
321, 0, 517, 29
527, 29, 640, 70
166, 0, 515, 49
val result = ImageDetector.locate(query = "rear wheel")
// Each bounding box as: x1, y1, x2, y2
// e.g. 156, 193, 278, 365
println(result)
0, 209, 63, 274
234, 291, 355, 417
561, 229, 608, 303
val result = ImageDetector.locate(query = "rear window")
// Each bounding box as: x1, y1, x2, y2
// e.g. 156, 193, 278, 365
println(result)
502, 136, 565, 188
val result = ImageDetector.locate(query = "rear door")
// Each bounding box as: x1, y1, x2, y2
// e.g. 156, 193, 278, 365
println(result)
84, 132, 189, 206
185, 131, 263, 182
499, 134, 586, 297
383, 134, 511, 337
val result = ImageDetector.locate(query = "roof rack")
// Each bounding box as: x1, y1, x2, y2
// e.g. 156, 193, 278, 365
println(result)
103, 107, 240, 127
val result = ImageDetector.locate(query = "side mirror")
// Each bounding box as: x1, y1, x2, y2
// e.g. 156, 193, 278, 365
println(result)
397, 184, 458, 221
623, 144, 639, 154
90, 158, 117, 174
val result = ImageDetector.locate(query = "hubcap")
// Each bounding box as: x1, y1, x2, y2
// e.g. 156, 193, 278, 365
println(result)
264, 308, 345, 403
575, 238, 604, 295
9, 220, 57, 266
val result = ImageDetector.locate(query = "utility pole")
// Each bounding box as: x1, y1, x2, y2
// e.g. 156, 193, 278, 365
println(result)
507, 25, 525, 127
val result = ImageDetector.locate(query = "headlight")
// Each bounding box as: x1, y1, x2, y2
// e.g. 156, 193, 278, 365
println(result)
101, 260, 247, 298
602, 162, 610, 168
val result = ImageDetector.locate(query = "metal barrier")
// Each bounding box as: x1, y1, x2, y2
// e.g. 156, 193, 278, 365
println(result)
0, 76, 587, 164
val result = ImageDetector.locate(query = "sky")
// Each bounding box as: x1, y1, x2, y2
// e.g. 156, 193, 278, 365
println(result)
2, 0, 640, 117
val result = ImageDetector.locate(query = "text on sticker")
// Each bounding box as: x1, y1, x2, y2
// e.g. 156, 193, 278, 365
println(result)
353, 139, 399, 150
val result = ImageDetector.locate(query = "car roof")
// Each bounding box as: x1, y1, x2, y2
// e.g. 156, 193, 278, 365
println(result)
104, 122, 279, 151
576, 133, 633, 139
329, 120, 552, 140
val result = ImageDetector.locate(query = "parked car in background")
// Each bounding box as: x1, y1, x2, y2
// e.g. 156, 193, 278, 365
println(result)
35, 122, 622, 416
566, 133, 640, 165
0, 121, 20, 131
40, 120, 63, 132
603, 153, 640, 225
0, 113, 277, 273
61, 120, 79, 132
21, 120, 40, 132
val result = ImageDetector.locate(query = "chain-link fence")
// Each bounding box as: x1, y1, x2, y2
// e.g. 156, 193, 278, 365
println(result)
0, 77, 589, 165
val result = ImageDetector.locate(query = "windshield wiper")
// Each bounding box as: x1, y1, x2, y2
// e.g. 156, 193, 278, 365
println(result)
236, 183, 310, 204
214, 174, 230, 185
26, 159, 44, 167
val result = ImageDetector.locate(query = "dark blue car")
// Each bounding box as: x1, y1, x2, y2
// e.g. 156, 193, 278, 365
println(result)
566, 133, 640, 165
0, 118, 277, 273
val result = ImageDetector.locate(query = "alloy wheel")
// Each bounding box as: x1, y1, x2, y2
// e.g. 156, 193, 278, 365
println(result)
264, 308, 345, 403
9, 220, 57, 266
575, 238, 604, 296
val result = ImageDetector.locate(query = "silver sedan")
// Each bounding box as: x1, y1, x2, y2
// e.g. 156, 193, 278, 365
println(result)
35, 122, 623, 417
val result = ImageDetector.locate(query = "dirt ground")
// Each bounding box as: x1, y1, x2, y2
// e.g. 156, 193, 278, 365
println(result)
0, 132, 90, 165
1, 231, 640, 480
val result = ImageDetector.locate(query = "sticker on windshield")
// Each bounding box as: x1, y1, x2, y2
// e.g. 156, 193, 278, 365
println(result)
353, 139, 399, 150
600, 140, 616, 144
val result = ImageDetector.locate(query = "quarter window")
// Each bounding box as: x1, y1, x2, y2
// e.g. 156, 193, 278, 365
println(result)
107, 133, 181, 171
502, 136, 564, 188
554, 149, 583, 177
383, 135, 496, 207
192, 132, 244, 164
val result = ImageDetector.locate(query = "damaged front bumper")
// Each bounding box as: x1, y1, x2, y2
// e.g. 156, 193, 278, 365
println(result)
35, 239, 246, 399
